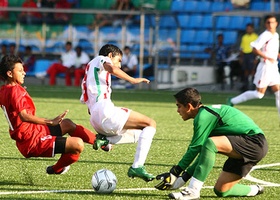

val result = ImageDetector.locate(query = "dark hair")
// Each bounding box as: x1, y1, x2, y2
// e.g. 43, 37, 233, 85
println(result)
174, 88, 201, 107
99, 44, 122, 57
0, 55, 23, 81
124, 46, 130, 51
264, 14, 277, 23
246, 23, 254, 28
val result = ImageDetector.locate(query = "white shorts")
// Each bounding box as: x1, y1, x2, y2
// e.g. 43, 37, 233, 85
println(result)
89, 99, 131, 136
253, 61, 280, 88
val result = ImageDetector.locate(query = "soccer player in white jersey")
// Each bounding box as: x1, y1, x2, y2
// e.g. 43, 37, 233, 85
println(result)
228, 14, 280, 119
80, 44, 156, 182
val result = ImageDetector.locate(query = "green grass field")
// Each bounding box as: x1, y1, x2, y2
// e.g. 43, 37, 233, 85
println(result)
0, 85, 279, 200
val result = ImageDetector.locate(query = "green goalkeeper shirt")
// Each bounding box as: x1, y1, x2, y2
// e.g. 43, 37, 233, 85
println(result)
178, 104, 264, 170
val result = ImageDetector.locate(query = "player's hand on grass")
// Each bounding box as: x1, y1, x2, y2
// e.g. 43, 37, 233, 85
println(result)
154, 165, 183, 190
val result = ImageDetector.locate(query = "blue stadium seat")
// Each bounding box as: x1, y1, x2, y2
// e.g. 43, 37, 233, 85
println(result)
196, 1, 211, 13
184, 0, 198, 12
177, 14, 190, 29
26, 59, 52, 77
223, 31, 238, 45
250, 2, 266, 11
229, 16, 245, 30
181, 30, 196, 44
77, 39, 94, 55
159, 15, 178, 28
216, 16, 231, 29
210, 1, 225, 12
195, 30, 211, 44
188, 15, 203, 29
170, 0, 185, 12
201, 14, 213, 29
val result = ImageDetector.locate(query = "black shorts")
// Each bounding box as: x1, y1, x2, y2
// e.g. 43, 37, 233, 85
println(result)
223, 133, 268, 177
48, 125, 66, 154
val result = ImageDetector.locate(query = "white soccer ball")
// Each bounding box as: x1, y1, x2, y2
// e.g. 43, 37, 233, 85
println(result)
91, 169, 117, 193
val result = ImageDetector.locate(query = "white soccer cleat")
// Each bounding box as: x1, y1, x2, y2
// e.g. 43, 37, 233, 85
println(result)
168, 187, 200, 200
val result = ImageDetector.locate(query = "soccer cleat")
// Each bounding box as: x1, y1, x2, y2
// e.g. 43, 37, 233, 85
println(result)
226, 97, 234, 107
93, 134, 110, 151
46, 165, 70, 175
256, 185, 264, 195
168, 187, 200, 200
127, 166, 155, 182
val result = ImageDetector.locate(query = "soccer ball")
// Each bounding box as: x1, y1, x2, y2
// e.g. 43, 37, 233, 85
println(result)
91, 169, 117, 193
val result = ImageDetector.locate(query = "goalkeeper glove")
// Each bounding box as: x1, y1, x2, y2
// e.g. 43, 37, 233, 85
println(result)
154, 165, 183, 190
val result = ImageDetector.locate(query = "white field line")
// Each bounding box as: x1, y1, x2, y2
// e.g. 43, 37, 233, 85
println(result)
0, 163, 279, 195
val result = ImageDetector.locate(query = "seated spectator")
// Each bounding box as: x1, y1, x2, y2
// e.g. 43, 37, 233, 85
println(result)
53, 0, 74, 24
0, 0, 8, 20
231, 0, 250, 10
89, 0, 136, 29
19, 0, 42, 25
121, 46, 138, 77
73, 46, 90, 87
0, 44, 8, 60
21, 46, 36, 72
9, 43, 17, 56
111, 0, 136, 27
36, 0, 57, 24
46, 41, 77, 86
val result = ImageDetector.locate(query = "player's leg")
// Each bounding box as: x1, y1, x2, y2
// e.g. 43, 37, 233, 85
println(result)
124, 110, 156, 182
47, 136, 83, 175
271, 85, 280, 120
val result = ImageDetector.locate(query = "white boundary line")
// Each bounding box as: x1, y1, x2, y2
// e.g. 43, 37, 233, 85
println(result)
0, 163, 279, 195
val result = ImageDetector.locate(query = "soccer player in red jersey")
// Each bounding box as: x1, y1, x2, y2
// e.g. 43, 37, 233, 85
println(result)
0, 55, 106, 175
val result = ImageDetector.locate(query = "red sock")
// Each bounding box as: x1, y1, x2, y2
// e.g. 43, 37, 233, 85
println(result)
71, 125, 96, 144
53, 153, 80, 173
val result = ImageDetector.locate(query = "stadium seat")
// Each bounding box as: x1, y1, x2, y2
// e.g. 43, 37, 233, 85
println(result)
250, 2, 266, 11
170, 0, 185, 12
26, 59, 52, 77
159, 15, 178, 28
156, 0, 172, 11
216, 16, 231, 29
201, 14, 213, 29
223, 31, 238, 45
196, 1, 211, 13
229, 16, 245, 30
188, 15, 204, 29
194, 30, 211, 44
210, 1, 225, 12
77, 39, 94, 55
184, 1, 198, 12
181, 29, 196, 44
177, 14, 190, 29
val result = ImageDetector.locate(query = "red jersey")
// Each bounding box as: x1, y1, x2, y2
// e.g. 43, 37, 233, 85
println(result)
0, 84, 53, 158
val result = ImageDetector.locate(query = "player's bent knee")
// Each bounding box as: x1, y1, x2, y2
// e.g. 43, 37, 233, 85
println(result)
61, 118, 76, 131
255, 91, 264, 99
74, 138, 84, 153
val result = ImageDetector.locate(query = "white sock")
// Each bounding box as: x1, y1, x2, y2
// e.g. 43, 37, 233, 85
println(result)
132, 126, 155, 168
188, 177, 204, 195
274, 91, 280, 119
247, 185, 259, 196
231, 90, 264, 105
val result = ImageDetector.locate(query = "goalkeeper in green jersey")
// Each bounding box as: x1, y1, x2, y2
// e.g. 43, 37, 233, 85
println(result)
155, 88, 268, 200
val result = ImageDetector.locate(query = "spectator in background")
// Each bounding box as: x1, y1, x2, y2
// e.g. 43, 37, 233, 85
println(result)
205, 34, 231, 90
36, 0, 58, 24
53, 0, 75, 24
111, 0, 136, 27
19, 0, 42, 25
9, 43, 17, 56
47, 41, 77, 86
73, 46, 90, 87
231, 0, 250, 10
0, 44, 8, 60
21, 46, 36, 73
0, 0, 8, 20
239, 23, 258, 91
121, 46, 138, 77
